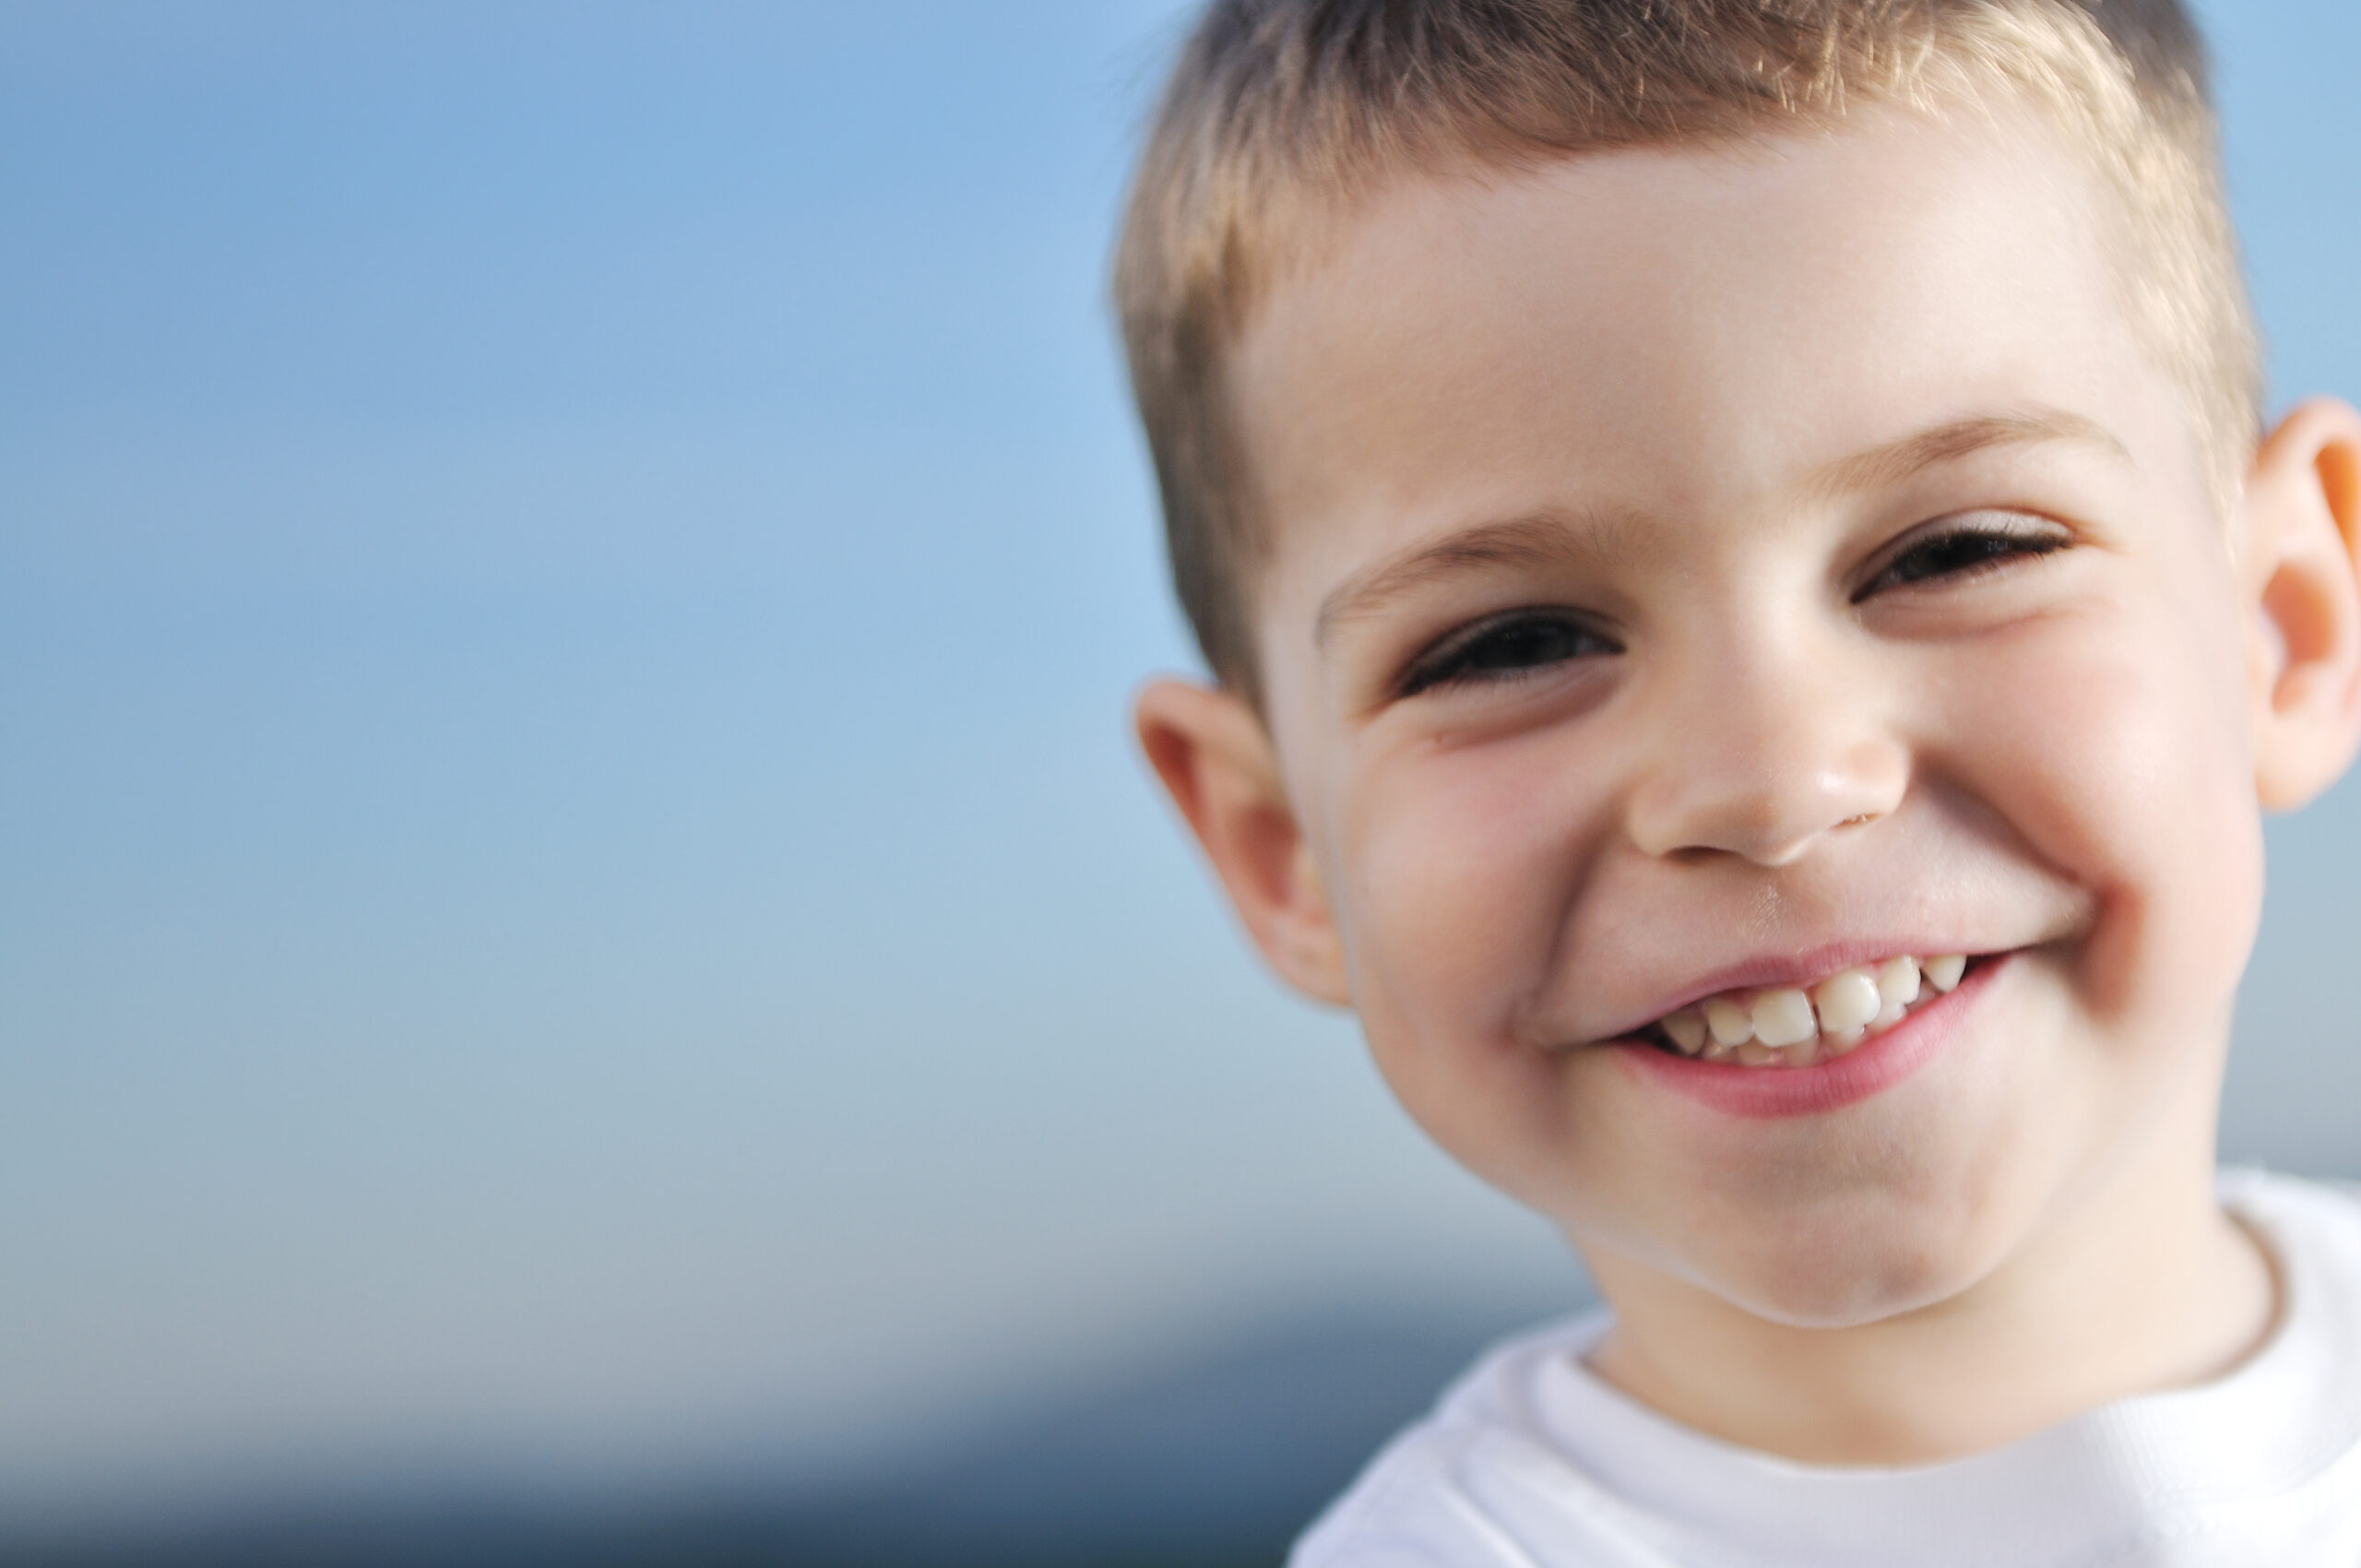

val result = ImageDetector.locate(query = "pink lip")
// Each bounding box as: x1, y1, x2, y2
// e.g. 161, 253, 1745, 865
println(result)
1611, 954, 2004, 1119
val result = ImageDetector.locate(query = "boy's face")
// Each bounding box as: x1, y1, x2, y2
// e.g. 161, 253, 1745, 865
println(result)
1152, 104, 2361, 1326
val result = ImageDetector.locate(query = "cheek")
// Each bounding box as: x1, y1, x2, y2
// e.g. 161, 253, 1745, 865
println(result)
1327, 734, 1609, 1144
1339, 738, 1583, 1031
1943, 600, 2262, 1020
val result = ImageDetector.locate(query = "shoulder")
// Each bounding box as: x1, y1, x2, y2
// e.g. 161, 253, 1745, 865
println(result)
1289, 1308, 1643, 1568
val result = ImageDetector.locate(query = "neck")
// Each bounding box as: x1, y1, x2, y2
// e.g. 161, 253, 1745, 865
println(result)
1581, 1092, 2276, 1465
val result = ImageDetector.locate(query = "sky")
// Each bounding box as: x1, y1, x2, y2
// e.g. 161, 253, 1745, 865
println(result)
3, 0, 2358, 1529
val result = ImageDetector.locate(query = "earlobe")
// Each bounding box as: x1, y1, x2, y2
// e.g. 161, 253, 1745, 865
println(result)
2246, 398, 2361, 811
1133, 679, 1353, 1005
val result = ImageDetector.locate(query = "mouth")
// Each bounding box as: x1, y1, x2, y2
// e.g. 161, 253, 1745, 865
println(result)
1630, 952, 1975, 1070
1608, 951, 2009, 1120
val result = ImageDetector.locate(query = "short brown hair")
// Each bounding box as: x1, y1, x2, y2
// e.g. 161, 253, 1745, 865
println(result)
1113, 0, 2260, 701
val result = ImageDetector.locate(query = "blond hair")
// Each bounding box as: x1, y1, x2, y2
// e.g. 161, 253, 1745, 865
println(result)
1114, 0, 2260, 700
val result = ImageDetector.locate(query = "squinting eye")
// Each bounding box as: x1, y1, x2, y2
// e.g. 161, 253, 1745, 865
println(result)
1855, 516, 2070, 600
1399, 611, 1618, 697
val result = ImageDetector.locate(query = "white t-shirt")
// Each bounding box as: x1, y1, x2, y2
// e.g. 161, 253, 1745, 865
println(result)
1292, 1170, 2361, 1568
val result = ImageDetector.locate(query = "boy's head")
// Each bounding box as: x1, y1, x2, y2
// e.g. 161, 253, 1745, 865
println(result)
1117, 0, 2259, 709
1123, 0, 2361, 1412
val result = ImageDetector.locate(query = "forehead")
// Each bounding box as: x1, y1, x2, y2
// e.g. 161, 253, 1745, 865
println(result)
1227, 104, 2180, 613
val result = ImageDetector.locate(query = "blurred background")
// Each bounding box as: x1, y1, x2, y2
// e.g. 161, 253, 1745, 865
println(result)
1, 2, 2355, 1563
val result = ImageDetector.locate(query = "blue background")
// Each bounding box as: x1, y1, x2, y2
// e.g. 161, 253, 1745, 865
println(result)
2, 0, 2354, 1539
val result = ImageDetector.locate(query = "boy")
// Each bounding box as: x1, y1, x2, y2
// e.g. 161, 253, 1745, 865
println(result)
1116, 2, 2361, 1563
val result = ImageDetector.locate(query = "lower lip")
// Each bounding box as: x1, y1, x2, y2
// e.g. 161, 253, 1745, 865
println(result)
1611, 956, 2004, 1120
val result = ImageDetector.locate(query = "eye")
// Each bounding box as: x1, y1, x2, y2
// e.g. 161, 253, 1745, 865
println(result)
1398, 610, 1619, 697
1853, 513, 2071, 601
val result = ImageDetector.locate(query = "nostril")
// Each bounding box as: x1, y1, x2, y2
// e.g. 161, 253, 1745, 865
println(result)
1626, 736, 1906, 864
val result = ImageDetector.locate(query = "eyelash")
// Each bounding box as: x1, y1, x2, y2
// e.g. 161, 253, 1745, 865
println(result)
1397, 610, 1619, 697
1395, 516, 2071, 699
1851, 514, 2071, 601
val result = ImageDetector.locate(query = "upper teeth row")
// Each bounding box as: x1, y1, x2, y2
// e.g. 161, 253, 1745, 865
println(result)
1655, 954, 1967, 1069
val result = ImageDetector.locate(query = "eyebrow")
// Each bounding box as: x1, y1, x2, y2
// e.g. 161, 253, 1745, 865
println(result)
1312, 407, 2128, 649
1315, 509, 1643, 649
1801, 408, 2130, 502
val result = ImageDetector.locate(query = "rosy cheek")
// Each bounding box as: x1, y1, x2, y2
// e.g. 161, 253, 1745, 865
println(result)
1340, 802, 1588, 1193
1934, 611, 2260, 1018
1342, 731, 1607, 1052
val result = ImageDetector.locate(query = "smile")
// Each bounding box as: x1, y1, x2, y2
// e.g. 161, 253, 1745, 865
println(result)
1644, 953, 1970, 1069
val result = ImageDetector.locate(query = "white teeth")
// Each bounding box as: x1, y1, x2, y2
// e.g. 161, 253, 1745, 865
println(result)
1876, 956, 1921, 1009
1812, 968, 1881, 1036
1750, 989, 1816, 1049
1647, 952, 1976, 1068
1705, 998, 1755, 1049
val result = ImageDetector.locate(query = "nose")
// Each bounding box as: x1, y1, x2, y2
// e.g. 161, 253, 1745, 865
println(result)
1623, 636, 1910, 867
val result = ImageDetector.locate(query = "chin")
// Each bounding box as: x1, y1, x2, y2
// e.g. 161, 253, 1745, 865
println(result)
1683, 1169, 2039, 1329
1711, 1241, 1987, 1329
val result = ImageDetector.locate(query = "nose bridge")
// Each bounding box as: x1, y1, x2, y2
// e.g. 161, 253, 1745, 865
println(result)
1626, 603, 1909, 866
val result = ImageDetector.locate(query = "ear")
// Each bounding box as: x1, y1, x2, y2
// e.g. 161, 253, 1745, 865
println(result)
1133, 678, 1351, 1005
2246, 397, 2361, 811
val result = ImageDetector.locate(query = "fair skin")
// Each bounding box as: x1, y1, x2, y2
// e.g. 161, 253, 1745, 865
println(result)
1136, 102, 2361, 1465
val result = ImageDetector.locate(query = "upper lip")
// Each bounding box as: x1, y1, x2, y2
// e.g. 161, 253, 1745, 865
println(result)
1577, 937, 2000, 1045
